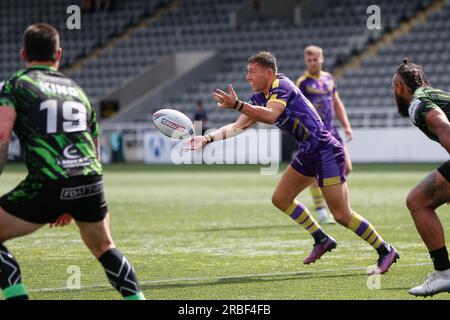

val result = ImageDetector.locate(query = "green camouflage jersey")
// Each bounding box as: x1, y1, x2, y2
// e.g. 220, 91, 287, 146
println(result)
0, 65, 102, 180
409, 86, 450, 143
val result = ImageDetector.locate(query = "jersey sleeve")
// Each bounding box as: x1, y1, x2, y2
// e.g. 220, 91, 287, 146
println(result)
296, 76, 307, 94
88, 102, 100, 137
409, 97, 439, 126
0, 79, 17, 109
268, 80, 290, 107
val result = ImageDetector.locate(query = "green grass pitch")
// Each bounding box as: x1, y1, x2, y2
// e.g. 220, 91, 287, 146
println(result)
0, 163, 449, 300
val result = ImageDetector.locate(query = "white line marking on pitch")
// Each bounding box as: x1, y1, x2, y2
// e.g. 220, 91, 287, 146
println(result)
28, 262, 431, 293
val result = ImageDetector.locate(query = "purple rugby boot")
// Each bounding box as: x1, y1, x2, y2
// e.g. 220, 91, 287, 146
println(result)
303, 236, 337, 265
370, 245, 400, 274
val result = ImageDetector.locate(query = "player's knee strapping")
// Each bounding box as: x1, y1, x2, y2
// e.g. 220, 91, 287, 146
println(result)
98, 248, 145, 300
284, 200, 327, 242
0, 242, 28, 300
347, 212, 386, 251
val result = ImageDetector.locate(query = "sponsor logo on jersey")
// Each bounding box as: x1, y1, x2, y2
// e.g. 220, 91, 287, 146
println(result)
63, 144, 81, 159
58, 144, 93, 169
60, 181, 103, 200
272, 87, 288, 95
57, 157, 94, 169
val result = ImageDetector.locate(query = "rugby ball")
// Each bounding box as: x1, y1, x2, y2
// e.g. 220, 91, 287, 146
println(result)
152, 109, 194, 140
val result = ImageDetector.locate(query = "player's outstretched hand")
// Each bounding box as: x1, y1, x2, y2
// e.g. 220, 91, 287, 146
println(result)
50, 213, 73, 228
213, 84, 238, 109
183, 135, 207, 151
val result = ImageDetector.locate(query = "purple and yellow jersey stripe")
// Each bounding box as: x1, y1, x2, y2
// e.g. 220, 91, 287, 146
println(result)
249, 74, 333, 154
296, 71, 337, 132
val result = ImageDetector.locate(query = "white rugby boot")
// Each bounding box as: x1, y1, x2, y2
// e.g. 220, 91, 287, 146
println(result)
408, 270, 450, 297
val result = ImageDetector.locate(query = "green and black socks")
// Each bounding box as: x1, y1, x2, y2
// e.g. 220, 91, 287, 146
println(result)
98, 248, 145, 300
1, 243, 145, 300
0, 242, 29, 300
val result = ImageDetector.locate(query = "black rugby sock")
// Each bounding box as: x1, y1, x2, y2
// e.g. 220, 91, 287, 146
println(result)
98, 248, 145, 300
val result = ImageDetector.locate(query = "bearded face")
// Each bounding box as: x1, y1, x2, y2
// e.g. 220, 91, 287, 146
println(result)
395, 93, 410, 117
392, 73, 411, 117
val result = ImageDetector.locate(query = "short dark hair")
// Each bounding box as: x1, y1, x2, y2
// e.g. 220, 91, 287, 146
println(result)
396, 58, 430, 92
23, 23, 60, 62
248, 51, 277, 73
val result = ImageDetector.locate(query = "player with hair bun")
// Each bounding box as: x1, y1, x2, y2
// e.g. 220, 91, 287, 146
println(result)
393, 58, 450, 297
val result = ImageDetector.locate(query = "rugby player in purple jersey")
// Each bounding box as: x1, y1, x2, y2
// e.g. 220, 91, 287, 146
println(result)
188, 52, 399, 273
297, 45, 353, 225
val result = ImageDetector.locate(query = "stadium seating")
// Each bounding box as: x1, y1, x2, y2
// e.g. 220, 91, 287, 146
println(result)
138, 0, 430, 126
67, 0, 246, 102
336, 0, 449, 125
0, 0, 165, 81
1, 0, 441, 128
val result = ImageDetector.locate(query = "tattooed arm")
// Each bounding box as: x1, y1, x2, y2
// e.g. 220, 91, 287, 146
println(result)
0, 106, 16, 176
